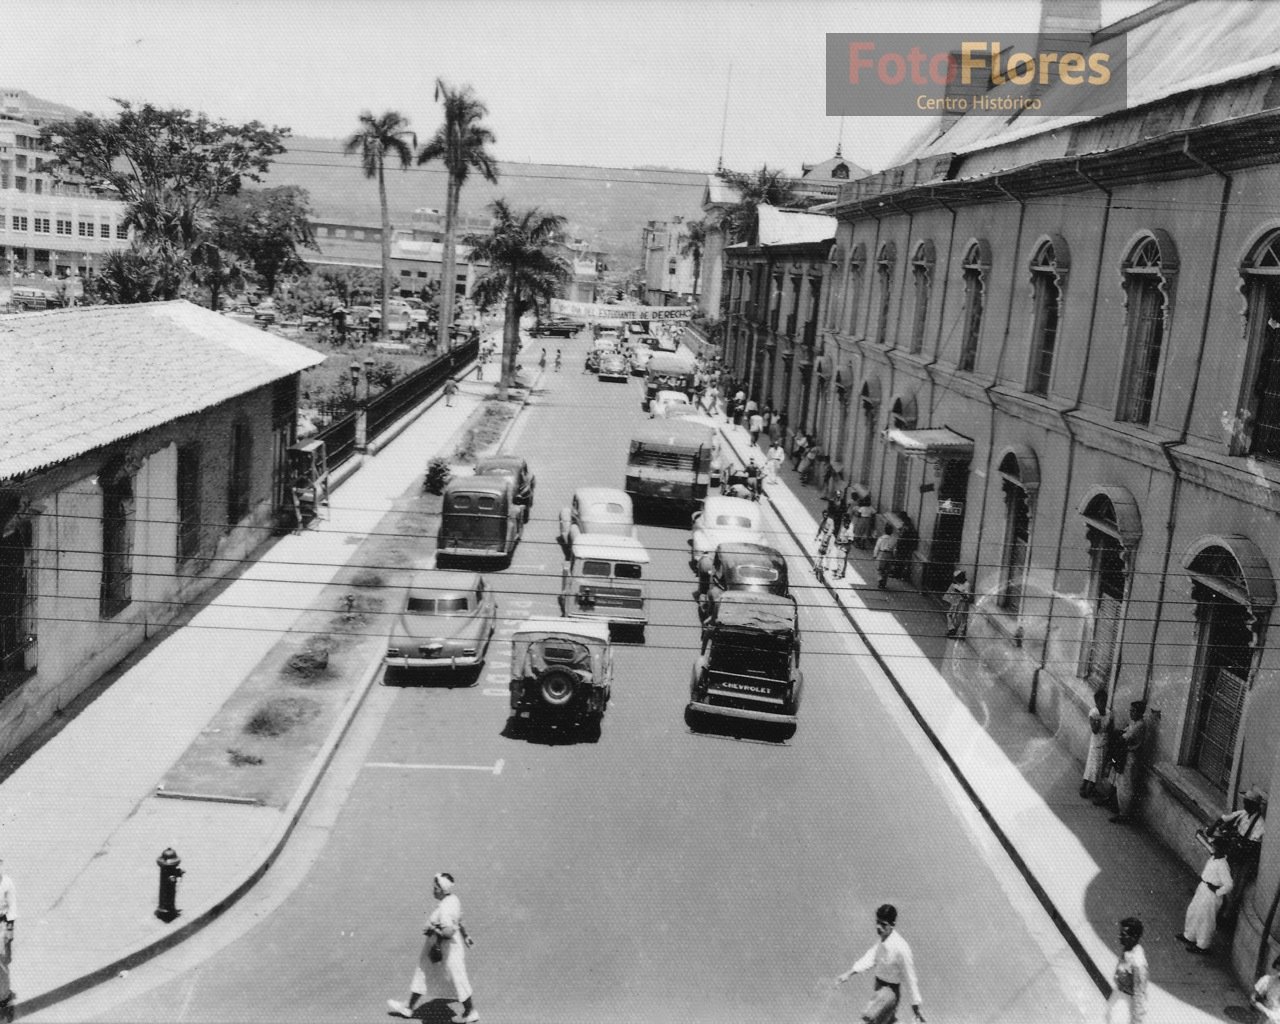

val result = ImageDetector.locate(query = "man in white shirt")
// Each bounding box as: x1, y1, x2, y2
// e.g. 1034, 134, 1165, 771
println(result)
0, 857, 15, 1007
836, 904, 925, 1023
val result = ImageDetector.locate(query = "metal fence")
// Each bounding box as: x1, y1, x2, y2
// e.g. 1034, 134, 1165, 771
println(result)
315, 338, 479, 471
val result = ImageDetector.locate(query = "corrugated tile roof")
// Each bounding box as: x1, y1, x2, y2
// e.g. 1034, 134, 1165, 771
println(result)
904, 0, 1280, 171
756, 205, 837, 247
0, 300, 325, 480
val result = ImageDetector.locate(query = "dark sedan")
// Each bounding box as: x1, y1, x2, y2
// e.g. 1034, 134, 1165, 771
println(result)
533, 318, 579, 338
473, 455, 536, 521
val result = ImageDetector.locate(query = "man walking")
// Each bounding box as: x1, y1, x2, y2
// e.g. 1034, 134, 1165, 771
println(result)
836, 904, 925, 1023
873, 523, 897, 590
0, 857, 15, 1015
943, 570, 973, 638
444, 378, 459, 408
389, 873, 478, 1023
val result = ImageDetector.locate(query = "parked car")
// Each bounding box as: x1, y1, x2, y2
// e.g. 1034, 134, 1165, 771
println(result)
404, 298, 430, 328
559, 487, 638, 547
597, 351, 630, 382
252, 298, 277, 324
534, 317, 579, 338
559, 534, 651, 640
687, 590, 802, 741
697, 541, 790, 623
384, 570, 497, 680
473, 455, 536, 522
690, 496, 767, 572
585, 339, 621, 373
649, 389, 692, 419
628, 346, 653, 376
436, 476, 523, 566
508, 618, 614, 737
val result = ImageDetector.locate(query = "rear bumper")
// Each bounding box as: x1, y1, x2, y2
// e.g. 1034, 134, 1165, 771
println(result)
687, 700, 797, 725
563, 607, 647, 626
385, 652, 484, 670
437, 546, 510, 561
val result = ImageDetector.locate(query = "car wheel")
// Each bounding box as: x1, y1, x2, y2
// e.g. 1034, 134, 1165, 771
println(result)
538, 668, 577, 708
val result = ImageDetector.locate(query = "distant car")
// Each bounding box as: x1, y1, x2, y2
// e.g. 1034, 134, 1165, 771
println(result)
404, 298, 430, 327
585, 340, 620, 372
473, 455, 536, 522
384, 570, 497, 679
649, 389, 692, 419
252, 299, 277, 324
534, 318, 578, 338
629, 346, 653, 376
597, 351, 630, 381
597, 328, 621, 343
650, 334, 679, 353
690, 496, 767, 571
559, 486, 638, 546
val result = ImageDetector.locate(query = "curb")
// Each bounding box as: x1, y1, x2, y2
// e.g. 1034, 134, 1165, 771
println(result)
715, 425, 1113, 1000
15, 652, 386, 1018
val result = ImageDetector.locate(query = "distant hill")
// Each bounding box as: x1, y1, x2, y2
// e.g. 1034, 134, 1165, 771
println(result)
264, 137, 709, 265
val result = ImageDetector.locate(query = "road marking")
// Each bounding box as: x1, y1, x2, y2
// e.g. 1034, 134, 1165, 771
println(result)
365, 761, 505, 775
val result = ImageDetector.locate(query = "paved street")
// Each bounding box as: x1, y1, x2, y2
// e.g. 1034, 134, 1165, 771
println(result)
35, 333, 1099, 1024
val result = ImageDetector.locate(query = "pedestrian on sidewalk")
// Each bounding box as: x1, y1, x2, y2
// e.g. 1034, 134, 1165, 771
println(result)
1107, 917, 1148, 1024
555, 349, 562, 372
835, 904, 926, 1024
1081, 688, 1112, 799
388, 873, 478, 1023
1109, 700, 1148, 824
1177, 836, 1233, 955
873, 523, 897, 589
852, 498, 876, 551
943, 570, 973, 639
815, 511, 836, 580
834, 513, 855, 579
1251, 951, 1280, 1022
799, 445, 819, 485
791, 431, 810, 470
732, 388, 746, 426
444, 378, 459, 407
539, 348, 547, 369
748, 409, 764, 446
765, 441, 785, 484
1205, 787, 1267, 927
0, 857, 16, 1014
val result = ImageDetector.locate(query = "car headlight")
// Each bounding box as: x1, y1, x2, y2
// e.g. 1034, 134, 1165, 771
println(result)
387, 647, 403, 657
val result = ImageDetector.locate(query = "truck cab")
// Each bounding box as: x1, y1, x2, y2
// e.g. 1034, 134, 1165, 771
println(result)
625, 419, 715, 514
687, 591, 802, 741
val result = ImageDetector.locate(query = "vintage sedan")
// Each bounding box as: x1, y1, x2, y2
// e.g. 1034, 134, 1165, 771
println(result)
649, 389, 692, 419
533, 317, 579, 338
628, 345, 653, 376
473, 455, 536, 522
559, 486, 637, 546
597, 351, 630, 382
585, 339, 621, 372
698, 541, 790, 622
384, 570, 497, 679
691, 496, 767, 571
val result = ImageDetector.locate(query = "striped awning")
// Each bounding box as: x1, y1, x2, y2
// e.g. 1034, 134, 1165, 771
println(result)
885, 428, 974, 460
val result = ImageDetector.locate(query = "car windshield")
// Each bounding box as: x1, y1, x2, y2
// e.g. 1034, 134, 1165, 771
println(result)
708, 638, 790, 677
590, 502, 626, 516
406, 595, 470, 614
714, 515, 755, 529
615, 562, 642, 579
581, 560, 612, 577
733, 564, 780, 583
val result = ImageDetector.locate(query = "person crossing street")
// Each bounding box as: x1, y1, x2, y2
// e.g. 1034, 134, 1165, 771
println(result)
388, 873, 479, 1023
836, 904, 925, 1023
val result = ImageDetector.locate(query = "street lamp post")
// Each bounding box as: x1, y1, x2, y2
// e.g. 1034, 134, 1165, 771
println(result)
350, 358, 376, 451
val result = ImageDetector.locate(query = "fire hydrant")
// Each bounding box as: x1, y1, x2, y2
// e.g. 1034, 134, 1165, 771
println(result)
155, 848, 184, 922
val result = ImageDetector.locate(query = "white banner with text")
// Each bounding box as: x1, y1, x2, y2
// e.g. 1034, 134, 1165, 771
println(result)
549, 299, 694, 321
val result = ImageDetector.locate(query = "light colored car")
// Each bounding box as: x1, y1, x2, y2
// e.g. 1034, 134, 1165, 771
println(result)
597, 351, 630, 381
690, 496, 767, 570
559, 535, 651, 638
559, 487, 637, 546
384, 570, 497, 677
649, 389, 692, 419
629, 346, 653, 376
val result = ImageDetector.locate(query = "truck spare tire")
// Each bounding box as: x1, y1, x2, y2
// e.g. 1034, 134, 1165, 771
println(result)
539, 667, 578, 707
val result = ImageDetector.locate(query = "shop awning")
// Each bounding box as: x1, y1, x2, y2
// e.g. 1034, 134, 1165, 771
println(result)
885, 427, 974, 460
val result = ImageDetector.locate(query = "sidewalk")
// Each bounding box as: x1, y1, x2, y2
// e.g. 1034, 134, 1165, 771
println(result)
717, 420, 1248, 1023
0, 355, 493, 1016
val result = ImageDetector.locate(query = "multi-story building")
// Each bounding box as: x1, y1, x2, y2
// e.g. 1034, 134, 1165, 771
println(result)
306, 223, 488, 301
0, 90, 130, 281
0, 301, 321, 761
640, 217, 700, 307
557, 239, 606, 304
726, 0, 1280, 984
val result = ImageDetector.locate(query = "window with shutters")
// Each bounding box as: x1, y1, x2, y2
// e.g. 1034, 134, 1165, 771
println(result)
875, 242, 895, 347
1027, 240, 1064, 396
959, 241, 989, 372
998, 452, 1031, 614
859, 389, 877, 487
843, 243, 865, 336
1082, 530, 1126, 688
100, 461, 135, 618
227, 422, 253, 525
1118, 235, 1174, 425
177, 444, 202, 565
909, 240, 935, 354
1184, 545, 1261, 793
1237, 232, 1280, 459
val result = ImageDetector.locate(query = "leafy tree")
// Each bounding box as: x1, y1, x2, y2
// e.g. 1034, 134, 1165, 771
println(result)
318, 265, 382, 307
418, 81, 498, 352
88, 245, 188, 305
191, 242, 248, 312
464, 200, 570, 399
212, 186, 316, 295
679, 218, 708, 298
344, 110, 415, 337
715, 165, 800, 244
43, 100, 289, 254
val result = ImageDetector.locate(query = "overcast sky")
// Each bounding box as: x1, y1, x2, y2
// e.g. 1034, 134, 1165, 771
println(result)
11, 0, 1155, 175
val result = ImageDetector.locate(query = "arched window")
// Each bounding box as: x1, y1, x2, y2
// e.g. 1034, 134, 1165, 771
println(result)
875, 242, 896, 347
1078, 491, 1139, 690
889, 397, 914, 511
997, 450, 1035, 614
1027, 238, 1068, 396
909, 240, 935, 354
1118, 232, 1177, 425
1237, 231, 1280, 458
1182, 538, 1275, 792
844, 242, 866, 337
832, 163, 850, 179
959, 240, 990, 372
859, 381, 880, 487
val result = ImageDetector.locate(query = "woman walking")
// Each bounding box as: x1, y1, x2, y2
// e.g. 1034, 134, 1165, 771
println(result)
389, 873, 479, 1023
873, 523, 897, 590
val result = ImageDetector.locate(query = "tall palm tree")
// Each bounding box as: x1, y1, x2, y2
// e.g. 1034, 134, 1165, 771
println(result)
717, 165, 799, 244
344, 110, 416, 338
419, 81, 498, 352
679, 218, 708, 299
464, 200, 570, 400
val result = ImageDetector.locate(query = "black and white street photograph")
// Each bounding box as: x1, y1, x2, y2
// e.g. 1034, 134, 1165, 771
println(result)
4, 2, 1280, 1021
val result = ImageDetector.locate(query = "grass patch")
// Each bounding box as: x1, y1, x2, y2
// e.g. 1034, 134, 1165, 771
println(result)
285, 634, 340, 680
227, 748, 264, 767
350, 570, 386, 588
452, 401, 516, 462
244, 696, 322, 737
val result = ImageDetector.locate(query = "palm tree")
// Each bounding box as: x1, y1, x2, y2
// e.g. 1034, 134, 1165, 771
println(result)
464, 200, 570, 400
679, 218, 708, 299
717, 165, 799, 244
344, 110, 416, 338
419, 81, 498, 353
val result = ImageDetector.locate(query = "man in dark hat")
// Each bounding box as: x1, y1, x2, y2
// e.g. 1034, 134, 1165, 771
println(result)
1111, 700, 1148, 824
836, 904, 926, 1023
